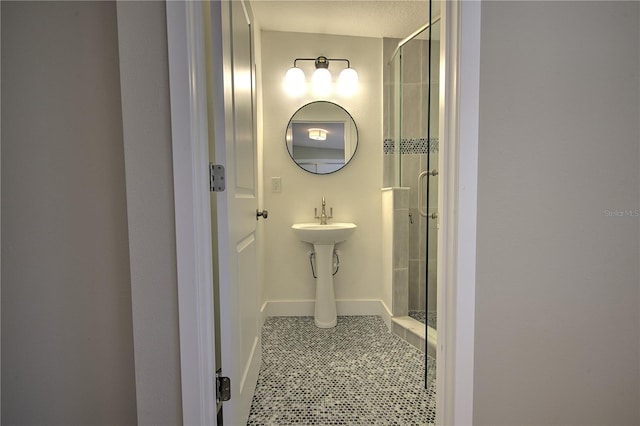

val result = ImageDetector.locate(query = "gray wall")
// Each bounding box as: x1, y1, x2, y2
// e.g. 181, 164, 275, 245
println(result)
474, 2, 640, 425
1, 2, 137, 424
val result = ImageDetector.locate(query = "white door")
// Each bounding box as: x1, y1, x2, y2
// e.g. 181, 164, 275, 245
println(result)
211, 1, 262, 424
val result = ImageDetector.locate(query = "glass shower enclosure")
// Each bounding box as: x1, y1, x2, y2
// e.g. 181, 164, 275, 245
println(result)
384, 2, 440, 389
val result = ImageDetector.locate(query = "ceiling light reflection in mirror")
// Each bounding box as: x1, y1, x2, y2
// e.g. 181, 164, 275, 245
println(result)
286, 101, 358, 174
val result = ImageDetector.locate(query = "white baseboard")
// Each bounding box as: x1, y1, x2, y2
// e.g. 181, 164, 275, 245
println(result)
261, 299, 392, 329
261, 300, 314, 320
378, 300, 392, 330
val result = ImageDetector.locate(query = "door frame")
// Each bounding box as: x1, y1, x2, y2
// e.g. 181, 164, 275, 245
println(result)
437, 1, 481, 425
165, 1, 481, 425
166, 2, 217, 425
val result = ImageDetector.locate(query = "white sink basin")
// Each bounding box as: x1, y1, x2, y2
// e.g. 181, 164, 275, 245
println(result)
292, 222, 357, 245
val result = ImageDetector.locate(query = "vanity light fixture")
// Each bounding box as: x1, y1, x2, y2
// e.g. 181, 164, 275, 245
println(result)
284, 56, 358, 97
284, 66, 306, 96
308, 128, 328, 141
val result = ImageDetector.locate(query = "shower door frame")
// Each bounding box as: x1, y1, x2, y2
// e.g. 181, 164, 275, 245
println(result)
164, 1, 482, 425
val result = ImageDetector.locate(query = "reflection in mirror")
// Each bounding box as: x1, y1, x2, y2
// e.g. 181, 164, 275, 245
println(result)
286, 101, 358, 174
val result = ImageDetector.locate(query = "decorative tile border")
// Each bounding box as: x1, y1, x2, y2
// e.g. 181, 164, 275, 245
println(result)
384, 138, 439, 155
383, 138, 395, 154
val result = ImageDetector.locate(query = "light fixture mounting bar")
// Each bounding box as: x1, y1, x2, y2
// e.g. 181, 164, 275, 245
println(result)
293, 57, 320, 67
292, 56, 351, 69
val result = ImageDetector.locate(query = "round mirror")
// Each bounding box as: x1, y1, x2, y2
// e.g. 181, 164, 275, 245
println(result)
285, 101, 358, 174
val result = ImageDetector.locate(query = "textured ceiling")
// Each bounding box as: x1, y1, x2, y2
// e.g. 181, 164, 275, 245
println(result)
251, 0, 438, 40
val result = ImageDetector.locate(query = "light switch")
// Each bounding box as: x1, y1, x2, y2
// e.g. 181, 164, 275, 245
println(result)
271, 177, 282, 193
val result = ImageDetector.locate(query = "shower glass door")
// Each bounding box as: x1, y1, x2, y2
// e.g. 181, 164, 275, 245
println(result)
386, 0, 440, 390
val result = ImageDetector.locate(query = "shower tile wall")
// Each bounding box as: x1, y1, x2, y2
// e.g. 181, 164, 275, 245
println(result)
384, 37, 440, 313
382, 38, 398, 188
405, 150, 438, 312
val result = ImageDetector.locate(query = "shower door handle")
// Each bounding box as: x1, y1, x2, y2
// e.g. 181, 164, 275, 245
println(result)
418, 171, 428, 217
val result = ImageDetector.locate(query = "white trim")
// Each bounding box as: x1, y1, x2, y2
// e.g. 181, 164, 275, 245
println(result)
452, 1, 481, 423
378, 299, 393, 329
0, 3, 3, 416
166, 2, 216, 425
0, 1, 3, 415
437, 1, 480, 426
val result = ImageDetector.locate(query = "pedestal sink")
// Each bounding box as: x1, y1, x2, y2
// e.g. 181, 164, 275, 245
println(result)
292, 222, 357, 328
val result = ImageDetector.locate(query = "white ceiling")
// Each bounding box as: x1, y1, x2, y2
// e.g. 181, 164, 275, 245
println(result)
251, 0, 438, 40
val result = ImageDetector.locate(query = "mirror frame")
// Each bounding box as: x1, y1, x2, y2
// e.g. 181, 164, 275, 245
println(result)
285, 101, 359, 175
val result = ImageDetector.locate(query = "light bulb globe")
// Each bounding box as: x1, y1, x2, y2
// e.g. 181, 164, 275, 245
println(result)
338, 68, 359, 96
284, 67, 306, 96
312, 68, 332, 96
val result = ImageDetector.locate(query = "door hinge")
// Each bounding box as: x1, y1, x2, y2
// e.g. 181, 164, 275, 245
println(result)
216, 368, 231, 402
210, 163, 226, 192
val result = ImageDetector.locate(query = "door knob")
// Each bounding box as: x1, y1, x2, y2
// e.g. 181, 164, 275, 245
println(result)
256, 209, 268, 220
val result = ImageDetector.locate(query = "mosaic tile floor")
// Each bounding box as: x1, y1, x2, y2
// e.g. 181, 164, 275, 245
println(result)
247, 316, 436, 425
408, 311, 437, 330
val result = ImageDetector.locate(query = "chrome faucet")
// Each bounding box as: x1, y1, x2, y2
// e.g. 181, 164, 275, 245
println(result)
314, 197, 333, 225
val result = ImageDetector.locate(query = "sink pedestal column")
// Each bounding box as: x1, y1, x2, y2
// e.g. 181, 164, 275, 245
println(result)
313, 244, 337, 328
291, 222, 356, 328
